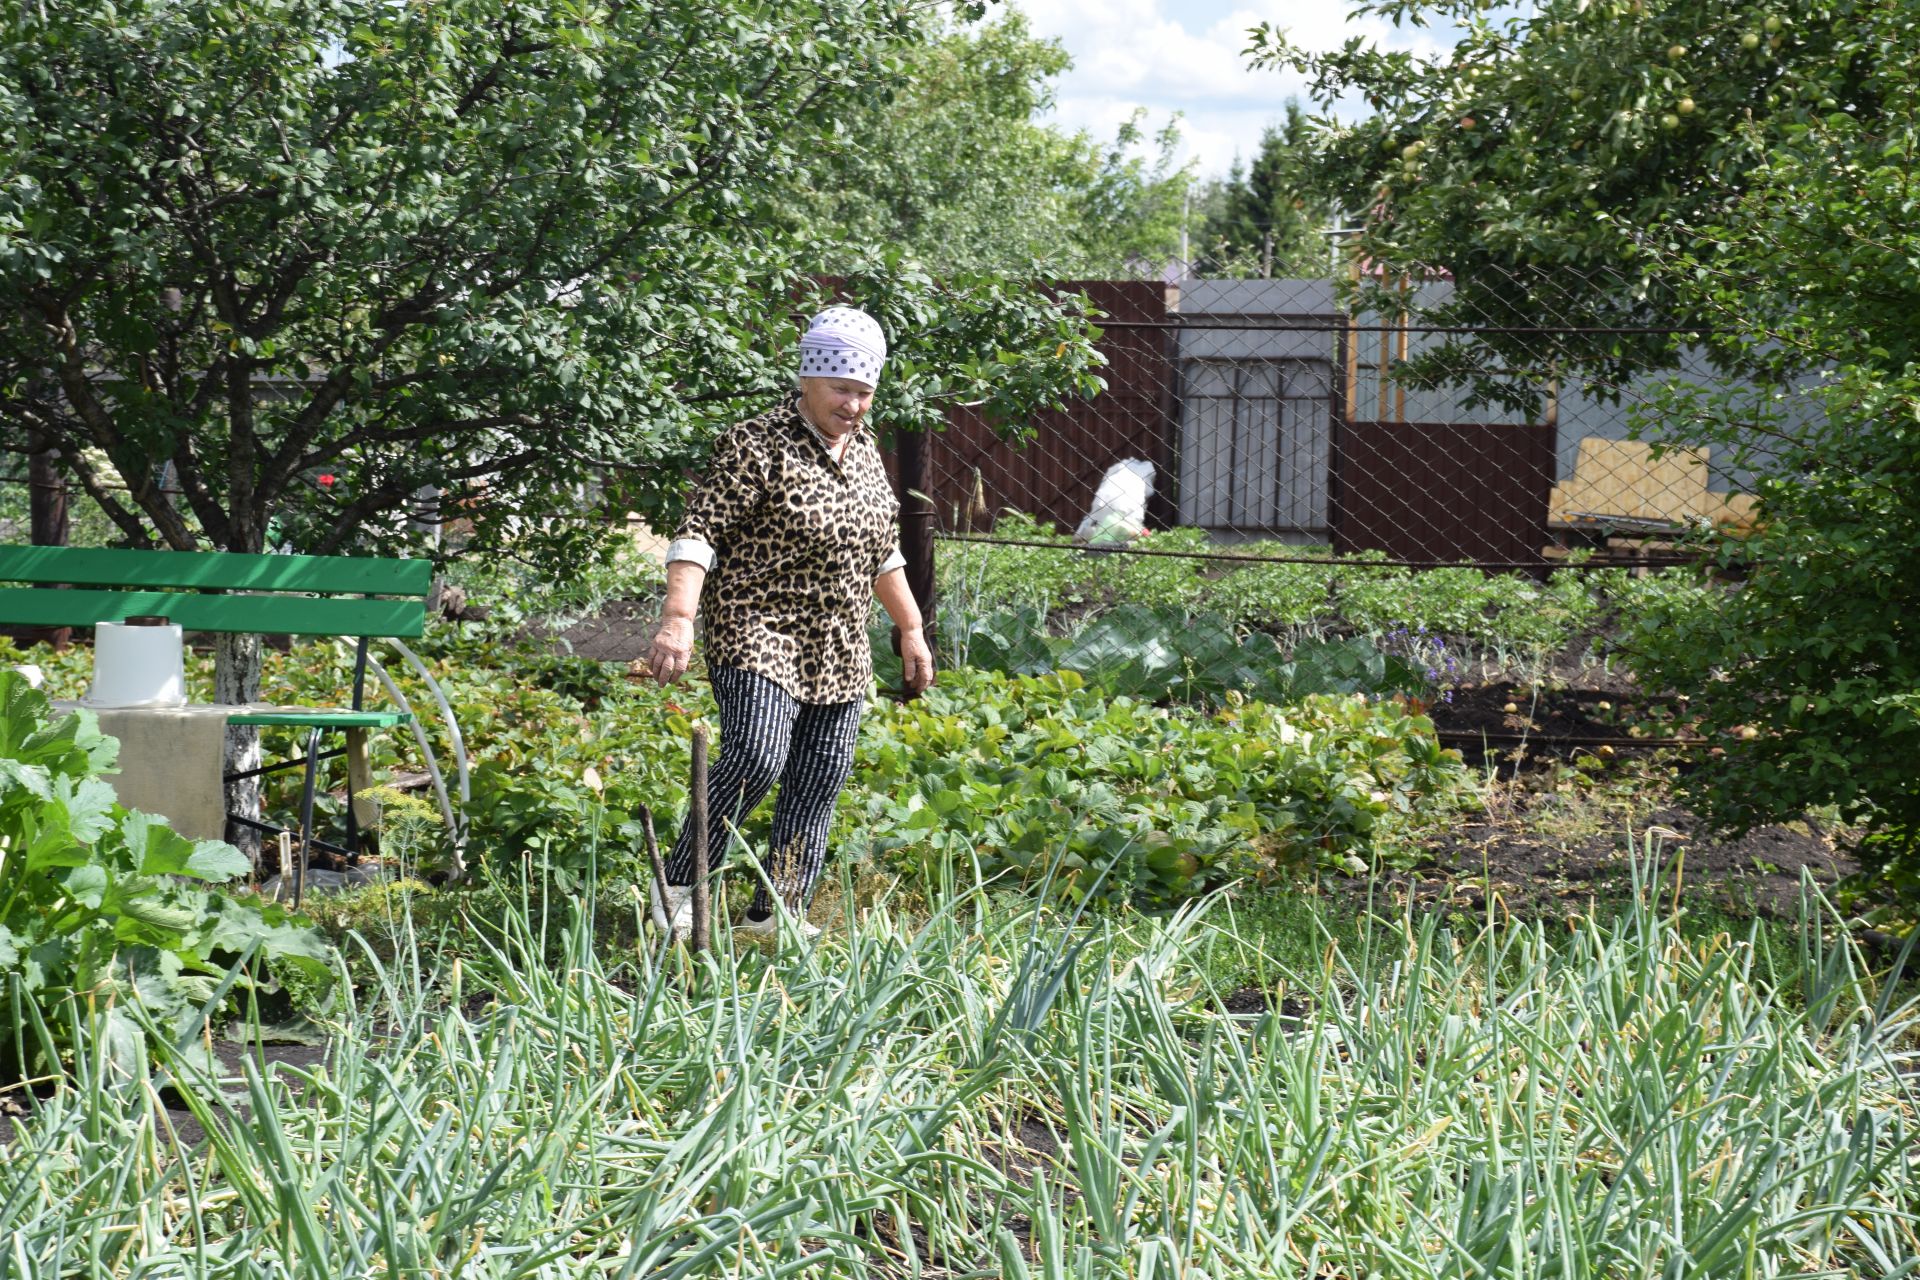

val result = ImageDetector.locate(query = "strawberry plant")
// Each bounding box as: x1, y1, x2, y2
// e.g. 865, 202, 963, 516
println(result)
852, 668, 1471, 904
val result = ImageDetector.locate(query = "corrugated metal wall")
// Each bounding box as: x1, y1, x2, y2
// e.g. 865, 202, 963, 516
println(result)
1332, 420, 1558, 563
923, 281, 1174, 535
910, 278, 1580, 562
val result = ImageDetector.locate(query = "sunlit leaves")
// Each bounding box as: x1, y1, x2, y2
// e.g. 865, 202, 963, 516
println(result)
0, 672, 334, 1068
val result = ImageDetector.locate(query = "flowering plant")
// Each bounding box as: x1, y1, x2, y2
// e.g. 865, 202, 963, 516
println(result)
1382, 625, 1459, 706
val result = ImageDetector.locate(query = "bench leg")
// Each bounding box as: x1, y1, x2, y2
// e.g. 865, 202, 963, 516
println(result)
344, 728, 381, 862
295, 727, 323, 908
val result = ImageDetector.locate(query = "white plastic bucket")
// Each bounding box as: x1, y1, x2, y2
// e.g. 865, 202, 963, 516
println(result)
88, 620, 188, 708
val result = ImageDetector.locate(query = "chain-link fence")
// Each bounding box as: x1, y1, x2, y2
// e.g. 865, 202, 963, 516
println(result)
885, 265, 1787, 707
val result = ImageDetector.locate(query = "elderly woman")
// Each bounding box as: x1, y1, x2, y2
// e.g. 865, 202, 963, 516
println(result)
646, 306, 935, 941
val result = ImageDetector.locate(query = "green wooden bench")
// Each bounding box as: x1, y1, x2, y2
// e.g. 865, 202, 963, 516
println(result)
0, 545, 434, 870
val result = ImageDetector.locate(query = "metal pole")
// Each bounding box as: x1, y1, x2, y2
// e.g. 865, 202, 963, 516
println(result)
1179, 185, 1190, 271
690, 725, 710, 954
894, 426, 935, 690
1394, 276, 1410, 423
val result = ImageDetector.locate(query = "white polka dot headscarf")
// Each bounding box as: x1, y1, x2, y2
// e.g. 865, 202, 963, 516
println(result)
798, 306, 887, 388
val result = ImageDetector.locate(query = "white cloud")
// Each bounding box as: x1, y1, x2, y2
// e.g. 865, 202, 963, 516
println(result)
1012, 0, 1454, 176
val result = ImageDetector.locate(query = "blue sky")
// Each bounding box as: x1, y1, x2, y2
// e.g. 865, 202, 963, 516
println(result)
1011, 0, 1458, 179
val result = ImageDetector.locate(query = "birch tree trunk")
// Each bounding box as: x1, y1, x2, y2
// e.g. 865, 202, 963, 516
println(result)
215, 631, 263, 861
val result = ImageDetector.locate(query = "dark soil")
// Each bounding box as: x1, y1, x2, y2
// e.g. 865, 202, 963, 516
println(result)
1394, 794, 1853, 922
978, 1110, 1067, 1205
1219, 989, 1313, 1019
1429, 679, 1692, 752
1410, 676, 1856, 921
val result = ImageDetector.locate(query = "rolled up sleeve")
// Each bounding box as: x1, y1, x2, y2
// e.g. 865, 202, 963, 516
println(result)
871, 499, 905, 579
664, 538, 716, 570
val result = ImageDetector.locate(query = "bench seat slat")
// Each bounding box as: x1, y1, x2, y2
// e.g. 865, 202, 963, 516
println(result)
0, 547, 432, 596
0, 588, 425, 638
227, 710, 412, 728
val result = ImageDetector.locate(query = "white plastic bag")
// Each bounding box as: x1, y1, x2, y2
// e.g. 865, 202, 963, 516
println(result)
1075, 459, 1155, 545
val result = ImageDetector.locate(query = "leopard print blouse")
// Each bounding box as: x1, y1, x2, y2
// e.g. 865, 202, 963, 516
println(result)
670, 399, 903, 703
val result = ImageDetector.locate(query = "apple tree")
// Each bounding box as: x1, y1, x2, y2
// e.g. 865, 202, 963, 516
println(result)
0, 0, 1105, 833
1258, 0, 1920, 902
1614, 9, 1920, 902
1249, 0, 1889, 389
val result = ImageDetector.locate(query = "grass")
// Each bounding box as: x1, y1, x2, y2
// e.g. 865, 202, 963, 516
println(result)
3, 847, 1915, 1278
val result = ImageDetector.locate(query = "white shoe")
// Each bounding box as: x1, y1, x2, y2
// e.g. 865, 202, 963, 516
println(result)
650, 883, 695, 940
734, 909, 821, 943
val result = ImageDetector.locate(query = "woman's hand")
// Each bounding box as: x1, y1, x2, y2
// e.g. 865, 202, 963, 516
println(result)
874, 568, 934, 698
648, 615, 695, 685
899, 625, 935, 696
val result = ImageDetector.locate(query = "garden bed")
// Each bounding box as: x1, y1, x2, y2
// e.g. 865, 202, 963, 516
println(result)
1404, 764, 1854, 920
1427, 678, 1697, 753
520, 592, 1854, 922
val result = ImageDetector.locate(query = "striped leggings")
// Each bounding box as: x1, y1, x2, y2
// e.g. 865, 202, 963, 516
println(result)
664, 666, 863, 916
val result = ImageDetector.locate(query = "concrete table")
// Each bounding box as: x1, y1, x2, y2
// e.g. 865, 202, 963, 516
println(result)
51, 701, 387, 853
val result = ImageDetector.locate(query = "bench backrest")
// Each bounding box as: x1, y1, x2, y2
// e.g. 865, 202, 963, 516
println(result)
0, 547, 433, 638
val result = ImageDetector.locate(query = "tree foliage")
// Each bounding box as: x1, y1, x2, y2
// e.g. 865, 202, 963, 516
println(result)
1192, 103, 1332, 278
1249, 0, 1890, 374
778, 11, 1193, 277
1616, 5, 1920, 898
0, 0, 1106, 573
1256, 0, 1920, 897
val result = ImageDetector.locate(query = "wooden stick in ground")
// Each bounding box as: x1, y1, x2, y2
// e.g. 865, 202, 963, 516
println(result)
639, 805, 673, 934
690, 724, 711, 954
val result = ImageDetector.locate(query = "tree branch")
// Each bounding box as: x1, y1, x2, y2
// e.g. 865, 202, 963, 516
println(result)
35, 295, 203, 548
61, 446, 158, 550
309, 446, 547, 554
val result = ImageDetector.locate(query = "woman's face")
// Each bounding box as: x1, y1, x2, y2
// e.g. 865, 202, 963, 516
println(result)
799, 376, 875, 437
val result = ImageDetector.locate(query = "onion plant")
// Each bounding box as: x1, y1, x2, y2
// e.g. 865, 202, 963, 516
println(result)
1, 852, 1913, 1278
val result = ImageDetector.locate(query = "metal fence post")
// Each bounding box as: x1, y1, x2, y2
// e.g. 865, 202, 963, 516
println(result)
895, 425, 935, 683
